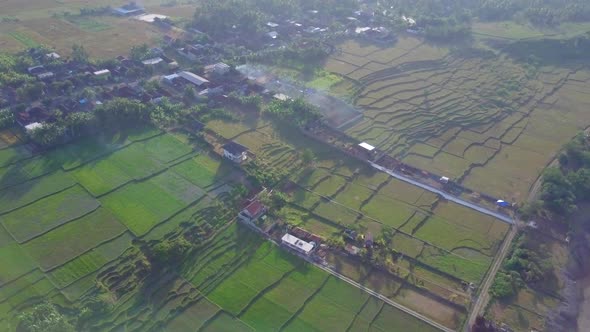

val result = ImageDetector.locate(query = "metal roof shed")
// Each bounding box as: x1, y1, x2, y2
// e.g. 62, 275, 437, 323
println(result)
178, 71, 210, 87
358, 142, 375, 151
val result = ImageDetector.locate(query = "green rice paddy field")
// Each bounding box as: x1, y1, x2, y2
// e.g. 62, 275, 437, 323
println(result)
327, 36, 590, 203
0, 126, 440, 332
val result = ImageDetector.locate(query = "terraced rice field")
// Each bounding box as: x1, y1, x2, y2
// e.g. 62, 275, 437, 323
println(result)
0, 126, 236, 329
180, 225, 439, 332
328, 37, 590, 202
203, 112, 510, 330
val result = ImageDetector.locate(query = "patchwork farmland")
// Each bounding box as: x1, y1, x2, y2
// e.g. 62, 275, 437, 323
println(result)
202, 109, 512, 330
0, 125, 439, 331
326, 37, 590, 203
0, 126, 232, 329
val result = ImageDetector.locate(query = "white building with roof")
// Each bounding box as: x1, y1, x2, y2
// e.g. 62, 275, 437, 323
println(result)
142, 57, 163, 66
24, 122, 43, 132
178, 71, 209, 87
281, 233, 315, 255
358, 142, 375, 152
93, 69, 111, 77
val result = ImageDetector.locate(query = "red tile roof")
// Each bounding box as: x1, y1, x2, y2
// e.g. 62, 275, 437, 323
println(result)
245, 200, 265, 217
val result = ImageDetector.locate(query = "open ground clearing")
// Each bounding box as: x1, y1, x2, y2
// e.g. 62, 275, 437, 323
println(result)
0, 0, 192, 58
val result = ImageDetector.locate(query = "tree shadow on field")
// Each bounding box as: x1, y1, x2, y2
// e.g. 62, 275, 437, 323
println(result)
501, 33, 590, 68
0, 127, 142, 208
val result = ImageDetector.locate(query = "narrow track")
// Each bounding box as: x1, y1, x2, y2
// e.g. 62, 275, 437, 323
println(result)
464, 225, 518, 331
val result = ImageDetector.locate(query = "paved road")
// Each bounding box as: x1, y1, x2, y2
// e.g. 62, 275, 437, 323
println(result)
464, 224, 519, 331
369, 162, 514, 224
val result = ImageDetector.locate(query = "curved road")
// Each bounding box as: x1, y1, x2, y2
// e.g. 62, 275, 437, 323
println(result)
369, 162, 514, 224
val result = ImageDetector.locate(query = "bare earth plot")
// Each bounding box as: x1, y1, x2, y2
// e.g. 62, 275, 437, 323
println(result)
0, 0, 191, 58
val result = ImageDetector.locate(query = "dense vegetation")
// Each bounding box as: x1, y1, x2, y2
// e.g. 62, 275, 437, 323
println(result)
490, 234, 551, 298
263, 98, 322, 127
193, 0, 357, 38
522, 133, 590, 219
378, 0, 590, 26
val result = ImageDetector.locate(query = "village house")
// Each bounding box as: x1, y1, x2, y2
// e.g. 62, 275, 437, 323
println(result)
16, 107, 52, 127
112, 2, 145, 16
178, 71, 209, 88
141, 57, 164, 67
267, 31, 279, 40
281, 233, 315, 255
93, 69, 111, 81
238, 200, 267, 223
177, 44, 209, 61
204, 62, 231, 76
160, 55, 179, 70
222, 141, 248, 163
37, 72, 55, 81
46, 52, 61, 60
27, 65, 45, 75
163, 71, 209, 89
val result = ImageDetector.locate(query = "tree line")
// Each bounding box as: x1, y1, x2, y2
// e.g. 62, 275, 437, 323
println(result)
522, 133, 590, 218
378, 0, 590, 27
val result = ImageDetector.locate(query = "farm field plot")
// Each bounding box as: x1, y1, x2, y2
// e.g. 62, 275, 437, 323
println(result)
0, 170, 76, 214
329, 36, 590, 202
46, 232, 134, 289
0, 125, 254, 331
173, 153, 232, 189
180, 223, 441, 332
0, 145, 31, 168
0, 228, 37, 285
70, 133, 187, 196
206, 112, 507, 325
0, 13, 176, 59
1, 185, 100, 243
21, 207, 126, 270
100, 169, 204, 236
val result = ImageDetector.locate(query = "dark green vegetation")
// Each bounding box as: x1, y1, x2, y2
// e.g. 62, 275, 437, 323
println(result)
490, 235, 551, 299
524, 133, 590, 219
376, 0, 590, 39
193, 0, 357, 39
